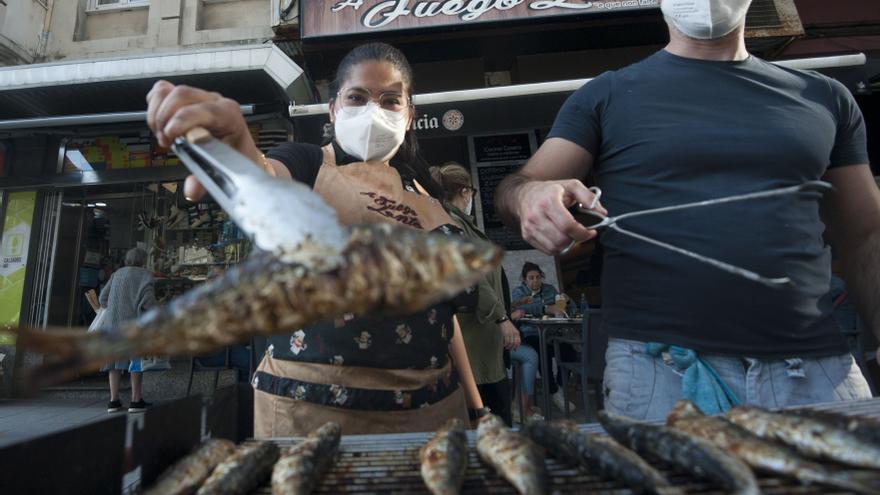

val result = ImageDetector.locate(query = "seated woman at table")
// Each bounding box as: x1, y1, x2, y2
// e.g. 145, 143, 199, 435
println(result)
511, 262, 578, 412
511, 262, 574, 323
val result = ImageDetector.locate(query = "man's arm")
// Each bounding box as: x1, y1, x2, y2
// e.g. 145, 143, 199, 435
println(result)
495, 138, 604, 254
821, 164, 880, 362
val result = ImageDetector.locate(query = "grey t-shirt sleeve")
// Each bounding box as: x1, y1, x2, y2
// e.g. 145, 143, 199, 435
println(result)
546, 71, 613, 157
828, 77, 869, 168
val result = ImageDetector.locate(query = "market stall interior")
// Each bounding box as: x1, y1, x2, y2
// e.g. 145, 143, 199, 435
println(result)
46, 180, 251, 330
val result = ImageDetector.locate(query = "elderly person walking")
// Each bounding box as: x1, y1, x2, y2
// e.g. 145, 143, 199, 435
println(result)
98, 247, 156, 413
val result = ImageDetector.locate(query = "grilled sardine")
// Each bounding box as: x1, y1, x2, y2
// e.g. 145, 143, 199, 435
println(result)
420, 418, 469, 495
726, 405, 880, 470
669, 401, 877, 494
788, 407, 880, 448
13, 223, 501, 385
522, 419, 681, 495
476, 414, 547, 495
196, 441, 280, 495
272, 422, 341, 495
599, 410, 760, 495
143, 438, 236, 495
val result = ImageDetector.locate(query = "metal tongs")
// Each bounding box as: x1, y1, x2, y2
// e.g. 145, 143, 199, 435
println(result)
565, 181, 833, 288
170, 127, 347, 254
171, 128, 265, 221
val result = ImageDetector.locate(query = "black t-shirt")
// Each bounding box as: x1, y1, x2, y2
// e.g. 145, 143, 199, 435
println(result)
263, 141, 474, 369
548, 50, 868, 358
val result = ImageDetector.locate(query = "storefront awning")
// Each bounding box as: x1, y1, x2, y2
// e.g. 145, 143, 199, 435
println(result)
289, 53, 868, 142
0, 44, 308, 121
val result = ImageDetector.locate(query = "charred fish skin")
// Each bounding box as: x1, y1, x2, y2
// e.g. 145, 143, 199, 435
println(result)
476, 414, 548, 495
598, 410, 760, 495
15, 223, 503, 385
522, 420, 682, 495
726, 405, 880, 470
668, 401, 877, 495
143, 438, 236, 495
420, 418, 469, 495
271, 422, 342, 495
787, 407, 880, 448
196, 441, 280, 495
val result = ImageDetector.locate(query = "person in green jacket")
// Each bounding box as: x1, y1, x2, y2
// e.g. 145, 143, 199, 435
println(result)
431, 162, 520, 425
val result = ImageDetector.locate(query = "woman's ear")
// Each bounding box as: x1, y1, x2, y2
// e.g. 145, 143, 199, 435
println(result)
328, 98, 337, 124
406, 103, 415, 131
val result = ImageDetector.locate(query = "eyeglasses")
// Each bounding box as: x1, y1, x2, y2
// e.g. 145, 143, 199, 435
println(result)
337, 87, 409, 113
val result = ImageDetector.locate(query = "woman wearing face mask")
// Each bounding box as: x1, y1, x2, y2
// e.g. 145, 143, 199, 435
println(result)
511, 262, 578, 413
146, 43, 486, 436
430, 162, 521, 425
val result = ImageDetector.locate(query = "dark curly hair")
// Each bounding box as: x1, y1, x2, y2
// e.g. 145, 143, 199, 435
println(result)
521, 262, 544, 280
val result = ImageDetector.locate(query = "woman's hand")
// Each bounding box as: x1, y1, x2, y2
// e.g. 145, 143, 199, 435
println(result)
499, 320, 521, 351
145, 80, 264, 201
544, 305, 566, 317
513, 296, 533, 307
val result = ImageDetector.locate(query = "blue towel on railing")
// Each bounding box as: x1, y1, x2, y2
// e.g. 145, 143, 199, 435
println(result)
646, 343, 740, 414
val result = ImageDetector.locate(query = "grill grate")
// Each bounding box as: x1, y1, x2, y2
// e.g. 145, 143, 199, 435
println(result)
250, 398, 880, 494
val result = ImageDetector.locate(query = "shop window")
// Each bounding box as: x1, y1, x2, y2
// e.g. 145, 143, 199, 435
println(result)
62, 134, 179, 173
87, 0, 149, 13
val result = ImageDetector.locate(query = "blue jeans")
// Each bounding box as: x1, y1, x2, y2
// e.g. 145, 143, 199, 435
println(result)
510, 344, 539, 398
603, 338, 873, 421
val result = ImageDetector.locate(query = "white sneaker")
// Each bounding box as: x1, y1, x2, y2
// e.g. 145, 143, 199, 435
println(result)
551, 391, 576, 412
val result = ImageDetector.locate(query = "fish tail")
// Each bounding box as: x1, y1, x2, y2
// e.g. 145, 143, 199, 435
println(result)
823, 470, 880, 495
13, 326, 141, 386
655, 487, 686, 495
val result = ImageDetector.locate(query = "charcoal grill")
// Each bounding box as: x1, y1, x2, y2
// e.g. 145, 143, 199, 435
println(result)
244, 398, 880, 494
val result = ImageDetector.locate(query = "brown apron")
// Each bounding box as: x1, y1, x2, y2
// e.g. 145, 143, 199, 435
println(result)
254, 145, 467, 437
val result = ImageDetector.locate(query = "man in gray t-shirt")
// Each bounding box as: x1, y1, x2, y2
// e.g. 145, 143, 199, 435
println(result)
496, 0, 876, 420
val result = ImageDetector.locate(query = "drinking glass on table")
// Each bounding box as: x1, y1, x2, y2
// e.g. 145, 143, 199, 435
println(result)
550, 294, 569, 317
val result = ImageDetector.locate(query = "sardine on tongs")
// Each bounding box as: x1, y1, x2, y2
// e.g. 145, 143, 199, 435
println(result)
564, 181, 833, 288
171, 127, 349, 270
10, 128, 503, 385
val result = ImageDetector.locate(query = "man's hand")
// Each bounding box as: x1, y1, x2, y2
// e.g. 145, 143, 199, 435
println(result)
511, 309, 526, 320
517, 179, 606, 254
499, 320, 521, 351
495, 138, 604, 255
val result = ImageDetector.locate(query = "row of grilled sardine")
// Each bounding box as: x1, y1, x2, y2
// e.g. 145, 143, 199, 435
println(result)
144, 404, 880, 495
143, 421, 341, 495
426, 405, 880, 495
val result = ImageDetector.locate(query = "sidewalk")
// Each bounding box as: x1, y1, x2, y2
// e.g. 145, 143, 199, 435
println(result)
0, 396, 127, 449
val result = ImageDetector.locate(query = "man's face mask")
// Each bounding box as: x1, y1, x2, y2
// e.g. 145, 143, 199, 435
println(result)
334, 101, 408, 162
661, 0, 752, 40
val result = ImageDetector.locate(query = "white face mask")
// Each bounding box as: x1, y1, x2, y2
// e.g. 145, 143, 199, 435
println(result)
334, 102, 408, 162
661, 0, 752, 40
464, 194, 474, 216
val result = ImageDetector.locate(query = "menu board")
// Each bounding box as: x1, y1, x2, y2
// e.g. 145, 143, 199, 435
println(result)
469, 132, 537, 251
474, 164, 532, 251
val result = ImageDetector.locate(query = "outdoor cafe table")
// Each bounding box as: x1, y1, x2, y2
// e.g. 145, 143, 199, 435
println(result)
517, 316, 583, 420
